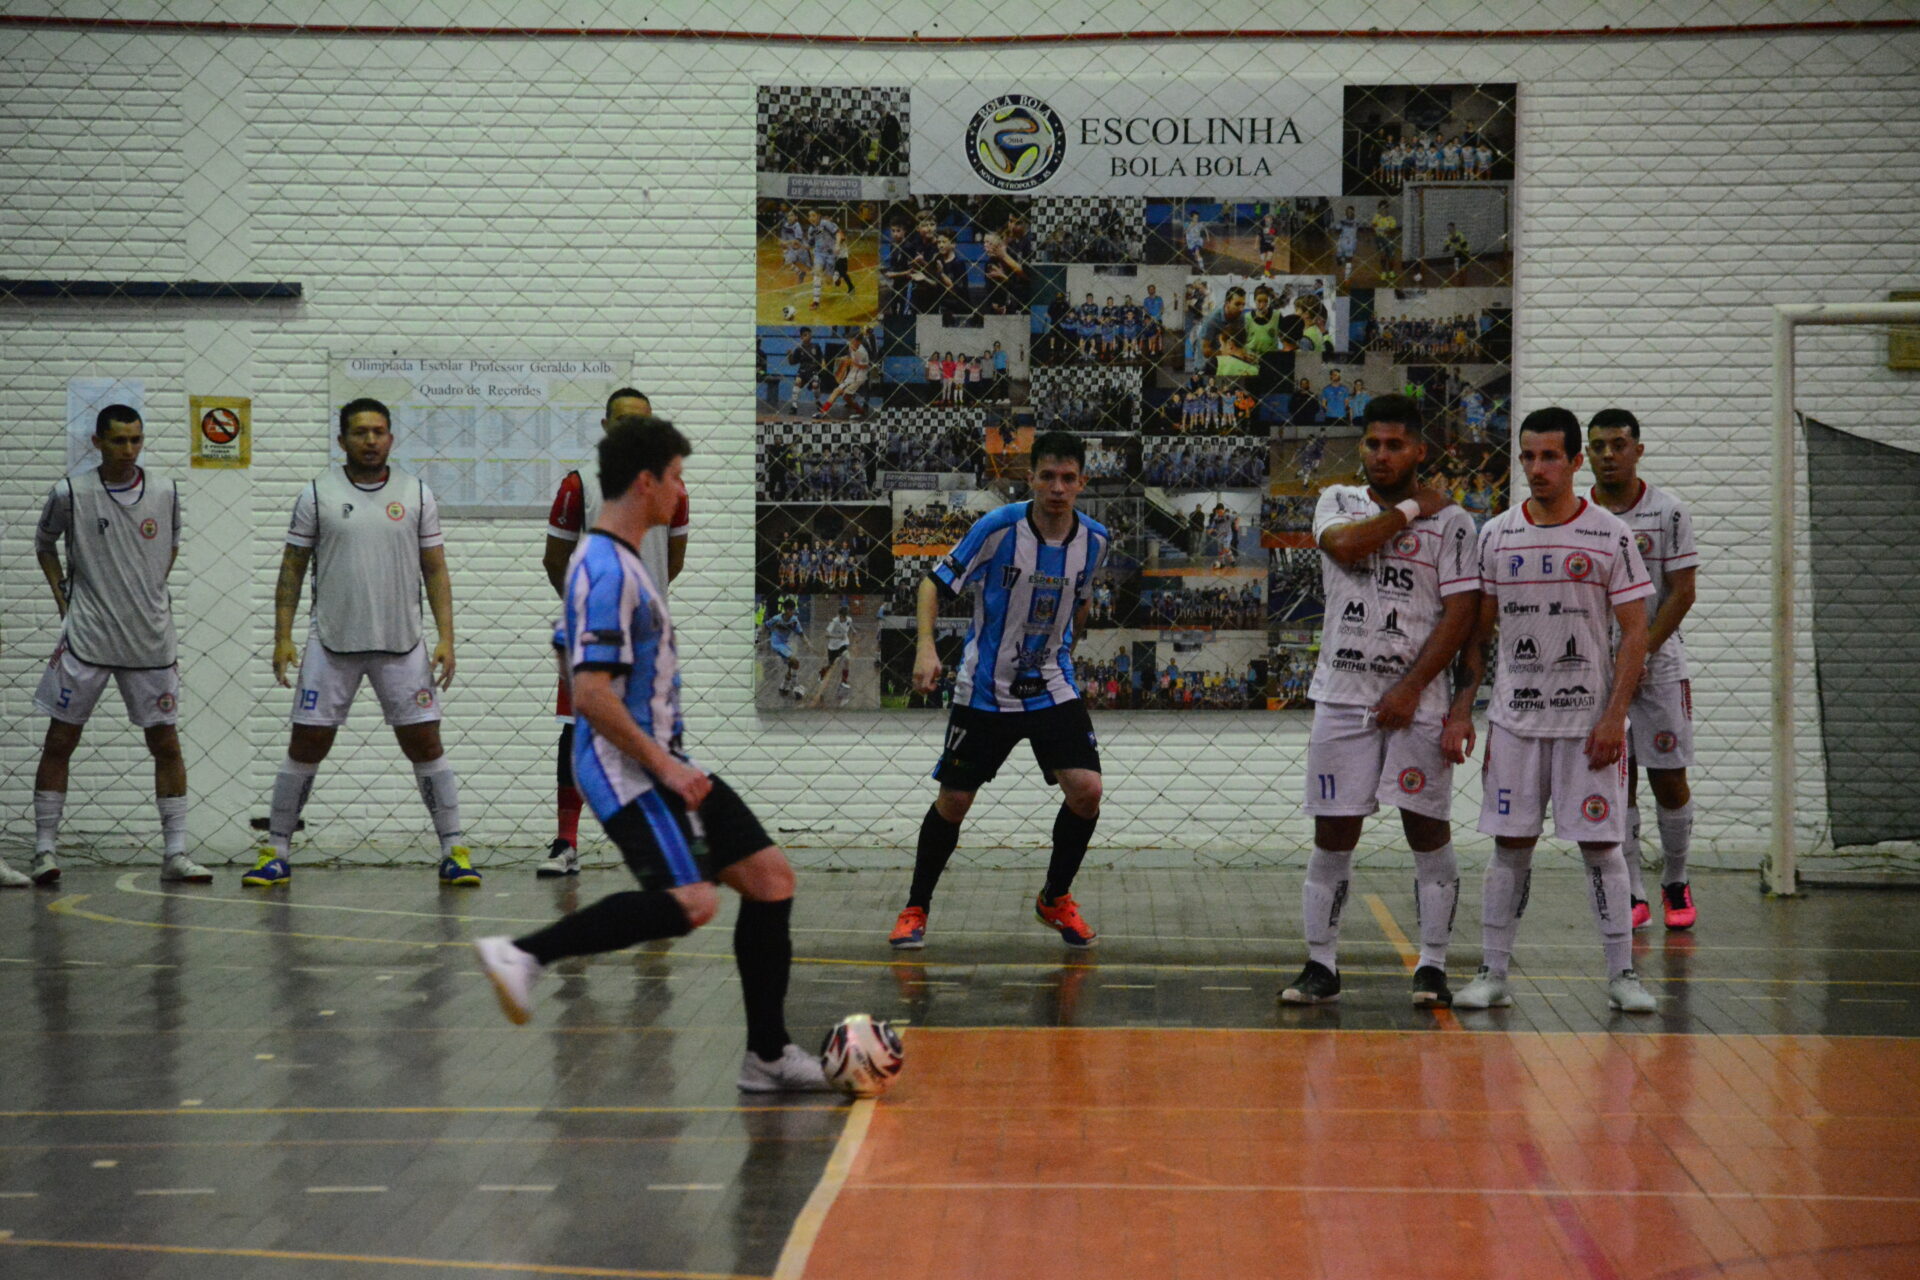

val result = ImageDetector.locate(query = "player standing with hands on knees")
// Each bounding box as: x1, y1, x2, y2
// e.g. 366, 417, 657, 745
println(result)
1444, 407, 1658, 1013
250, 398, 475, 887
14, 405, 209, 888
474, 416, 831, 1092
888, 431, 1111, 951
1281, 395, 1479, 1007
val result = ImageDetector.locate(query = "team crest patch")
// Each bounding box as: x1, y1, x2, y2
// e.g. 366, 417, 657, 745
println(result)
1635, 532, 1653, 557
139, 517, 158, 539
1398, 767, 1427, 794
414, 688, 434, 708
1392, 531, 1421, 555
156, 692, 177, 713
1654, 731, 1677, 753
1564, 551, 1594, 580
1582, 794, 1610, 822
387, 502, 406, 520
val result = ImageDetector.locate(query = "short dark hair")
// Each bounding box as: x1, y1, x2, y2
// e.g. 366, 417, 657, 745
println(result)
599, 414, 690, 500
605, 386, 651, 417
338, 397, 390, 434
1587, 406, 1641, 440
94, 403, 141, 436
1030, 429, 1085, 471
1519, 407, 1582, 457
1360, 393, 1424, 440
1224, 286, 1246, 302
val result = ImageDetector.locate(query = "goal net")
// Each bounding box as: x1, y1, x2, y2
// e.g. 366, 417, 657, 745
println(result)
1405, 182, 1511, 260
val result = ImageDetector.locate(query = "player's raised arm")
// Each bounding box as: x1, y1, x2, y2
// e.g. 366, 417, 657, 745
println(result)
1318, 485, 1454, 568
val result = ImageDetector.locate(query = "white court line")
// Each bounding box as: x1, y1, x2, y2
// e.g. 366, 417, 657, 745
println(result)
1201, 986, 1252, 991
645, 1184, 725, 1192
0, 1192, 38, 1199
477, 1184, 555, 1193
1103, 984, 1155, 990
134, 1188, 216, 1197
773, 1098, 876, 1280
850, 1182, 1920, 1204
304, 1186, 387, 1194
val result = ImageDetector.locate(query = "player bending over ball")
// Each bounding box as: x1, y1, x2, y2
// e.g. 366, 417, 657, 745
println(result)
475, 417, 831, 1092
14, 405, 209, 889
1281, 395, 1478, 1007
1586, 408, 1701, 930
1444, 408, 1657, 1013
251, 398, 474, 888
888, 430, 1111, 951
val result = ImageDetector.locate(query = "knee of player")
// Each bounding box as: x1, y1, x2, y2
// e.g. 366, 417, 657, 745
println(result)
1064, 775, 1103, 814
935, 788, 975, 823
672, 882, 720, 930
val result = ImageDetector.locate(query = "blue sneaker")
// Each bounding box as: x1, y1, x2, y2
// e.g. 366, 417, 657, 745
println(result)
438, 846, 482, 886
242, 849, 291, 887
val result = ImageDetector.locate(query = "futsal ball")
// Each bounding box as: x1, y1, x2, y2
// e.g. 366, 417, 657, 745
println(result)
782, 305, 796, 321
820, 1013, 904, 1098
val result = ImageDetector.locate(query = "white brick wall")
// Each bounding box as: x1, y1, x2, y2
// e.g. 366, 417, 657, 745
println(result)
2, 6, 1916, 872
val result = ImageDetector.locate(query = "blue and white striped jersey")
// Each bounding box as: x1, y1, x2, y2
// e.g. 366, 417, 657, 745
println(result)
561, 530, 694, 820
929, 501, 1110, 712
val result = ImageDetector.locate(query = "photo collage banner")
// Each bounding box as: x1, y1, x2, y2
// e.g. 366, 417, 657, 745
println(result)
754, 80, 1516, 711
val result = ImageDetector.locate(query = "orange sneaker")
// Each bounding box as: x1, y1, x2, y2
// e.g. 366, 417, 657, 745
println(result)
1035, 892, 1097, 948
888, 906, 928, 950
1662, 882, 1697, 931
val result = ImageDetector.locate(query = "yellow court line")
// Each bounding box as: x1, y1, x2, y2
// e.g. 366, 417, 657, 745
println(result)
1364, 892, 1462, 1030
772, 1097, 876, 1280
0, 1235, 760, 1279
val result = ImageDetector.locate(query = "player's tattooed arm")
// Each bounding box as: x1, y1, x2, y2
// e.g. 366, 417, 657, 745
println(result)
272, 544, 313, 687
1441, 594, 1496, 763
420, 544, 457, 690
36, 548, 68, 619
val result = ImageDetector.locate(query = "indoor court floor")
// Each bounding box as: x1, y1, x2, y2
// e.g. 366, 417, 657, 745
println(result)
3, 864, 1918, 1278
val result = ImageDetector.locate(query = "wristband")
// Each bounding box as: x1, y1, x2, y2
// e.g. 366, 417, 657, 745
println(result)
1395, 498, 1422, 524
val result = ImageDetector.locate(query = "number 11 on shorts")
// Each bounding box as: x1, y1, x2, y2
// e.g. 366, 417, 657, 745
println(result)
1317, 774, 1336, 800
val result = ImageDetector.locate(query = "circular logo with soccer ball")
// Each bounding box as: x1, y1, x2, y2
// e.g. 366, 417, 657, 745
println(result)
967, 95, 1066, 191
139, 518, 158, 539
387, 502, 406, 521
156, 692, 177, 713
1564, 551, 1594, 580
1654, 731, 1677, 754
414, 688, 434, 708
1635, 532, 1653, 557
1392, 531, 1421, 555
1582, 794, 1610, 822
1398, 767, 1427, 794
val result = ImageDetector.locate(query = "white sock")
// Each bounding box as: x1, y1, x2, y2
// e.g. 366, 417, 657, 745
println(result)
34, 790, 65, 855
1302, 846, 1352, 970
1657, 802, 1693, 886
1581, 844, 1634, 974
414, 756, 464, 856
1412, 843, 1460, 970
269, 759, 319, 857
157, 794, 189, 857
1480, 845, 1532, 979
1624, 805, 1645, 900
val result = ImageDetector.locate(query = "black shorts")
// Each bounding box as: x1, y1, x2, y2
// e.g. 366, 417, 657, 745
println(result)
932, 700, 1101, 792
602, 774, 773, 891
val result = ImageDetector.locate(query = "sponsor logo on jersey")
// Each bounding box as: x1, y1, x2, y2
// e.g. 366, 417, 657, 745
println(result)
1554, 637, 1588, 667
1547, 602, 1588, 617
1654, 730, 1677, 753
1379, 609, 1406, 637
1582, 794, 1610, 822
1511, 637, 1542, 671
342, 503, 354, 518
1503, 601, 1539, 615
97, 517, 110, 534
1028, 572, 1067, 589
1508, 686, 1545, 711
1635, 532, 1653, 557
139, 518, 158, 539
1550, 684, 1594, 709
1398, 767, 1427, 794
1342, 600, 1366, 623
1506, 554, 1525, 578
414, 688, 434, 708
1331, 646, 1368, 673
1392, 531, 1420, 555
387, 502, 406, 521
1564, 551, 1594, 580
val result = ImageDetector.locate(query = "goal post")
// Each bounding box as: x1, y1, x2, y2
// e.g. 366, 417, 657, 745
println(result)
1769, 300, 1920, 895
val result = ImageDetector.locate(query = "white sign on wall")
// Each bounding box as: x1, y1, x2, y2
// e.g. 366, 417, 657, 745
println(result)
911, 78, 1343, 198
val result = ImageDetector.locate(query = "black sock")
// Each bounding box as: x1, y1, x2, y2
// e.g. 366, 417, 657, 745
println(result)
514, 890, 692, 966
735, 897, 794, 1062
907, 804, 962, 911
1043, 804, 1099, 902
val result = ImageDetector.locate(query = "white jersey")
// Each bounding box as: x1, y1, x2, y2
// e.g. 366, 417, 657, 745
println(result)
547, 469, 687, 598
1308, 486, 1478, 718
36, 468, 180, 668
289, 466, 444, 655
825, 616, 852, 649
1478, 498, 1654, 738
1592, 481, 1698, 685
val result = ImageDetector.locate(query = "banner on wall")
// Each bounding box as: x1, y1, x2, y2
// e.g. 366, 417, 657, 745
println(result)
753, 81, 1517, 713
910, 78, 1344, 198
190, 394, 251, 469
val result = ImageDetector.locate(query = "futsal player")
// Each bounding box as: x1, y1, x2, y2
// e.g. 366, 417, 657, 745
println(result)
817, 327, 871, 419
807, 207, 839, 310
252, 398, 474, 887
1372, 200, 1400, 284
1258, 212, 1278, 276
1443, 408, 1657, 1012
888, 431, 1111, 950
819, 604, 854, 705
17, 405, 209, 888
1587, 408, 1701, 929
1184, 211, 1208, 271
1335, 205, 1360, 282
1281, 396, 1475, 1005
542, 387, 688, 877
474, 417, 831, 1093
765, 602, 806, 700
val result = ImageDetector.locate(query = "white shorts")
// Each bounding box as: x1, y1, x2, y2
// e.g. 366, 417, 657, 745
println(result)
835, 370, 868, 395
1478, 722, 1629, 843
293, 637, 440, 728
1629, 679, 1694, 769
34, 642, 180, 729
1302, 702, 1452, 821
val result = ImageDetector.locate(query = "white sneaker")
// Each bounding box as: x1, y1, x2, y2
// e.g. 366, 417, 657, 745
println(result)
737, 1043, 834, 1093
535, 840, 580, 879
0, 858, 29, 889
473, 936, 543, 1025
161, 854, 214, 884
1452, 966, 1513, 1009
29, 852, 60, 886
1607, 969, 1658, 1014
